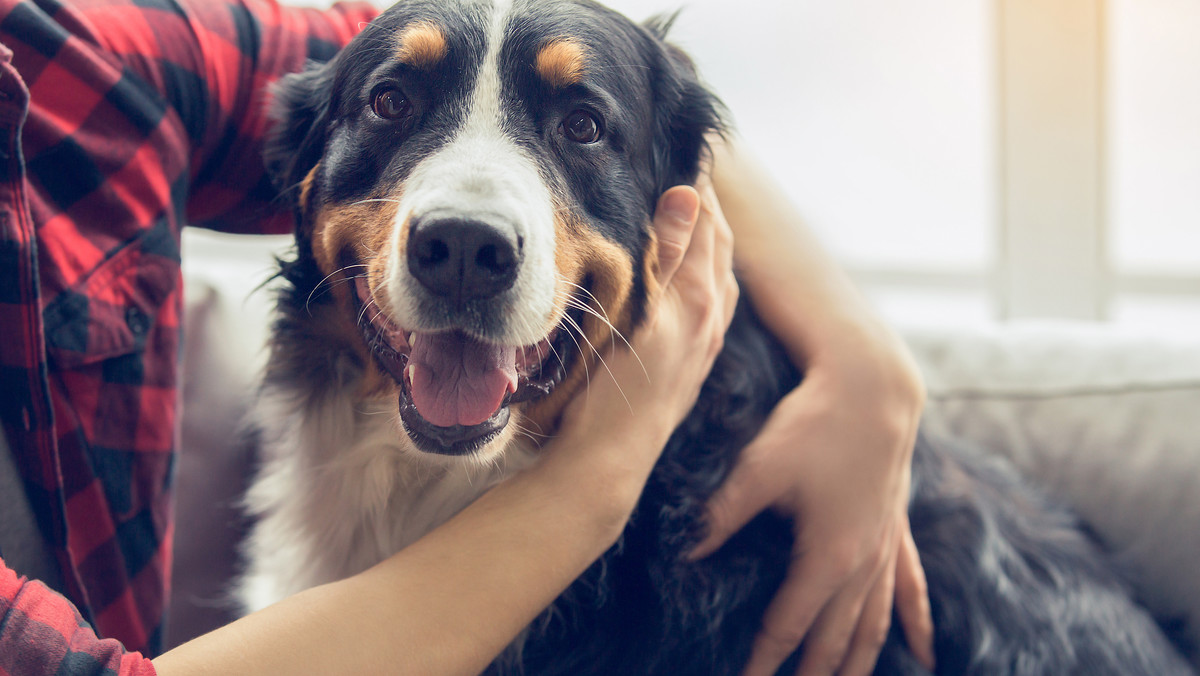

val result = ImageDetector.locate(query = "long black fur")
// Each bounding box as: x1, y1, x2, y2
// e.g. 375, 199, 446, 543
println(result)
484, 300, 1194, 675
262, 1, 1193, 673
264, 271, 1194, 675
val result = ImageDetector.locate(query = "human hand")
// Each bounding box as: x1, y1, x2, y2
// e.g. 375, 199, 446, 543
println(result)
691, 330, 935, 676
553, 171, 738, 501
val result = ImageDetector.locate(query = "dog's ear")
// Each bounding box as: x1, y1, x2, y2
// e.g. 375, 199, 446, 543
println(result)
264, 60, 338, 210
644, 13, 726, 195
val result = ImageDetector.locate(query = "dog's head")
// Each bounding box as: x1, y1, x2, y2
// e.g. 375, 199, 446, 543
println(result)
268, 0, 722, 460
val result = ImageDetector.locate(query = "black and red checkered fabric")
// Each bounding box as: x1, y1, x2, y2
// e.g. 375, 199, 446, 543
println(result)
0, 0, 378, 660
1, 558, 157, 674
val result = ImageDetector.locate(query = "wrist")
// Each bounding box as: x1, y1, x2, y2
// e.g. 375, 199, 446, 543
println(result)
533, 427, 665, 540
802, 324, 926, 467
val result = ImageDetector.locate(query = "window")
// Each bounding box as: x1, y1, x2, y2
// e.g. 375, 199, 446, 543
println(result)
611, 0, 1200, 332
1107, 0, 1200, 332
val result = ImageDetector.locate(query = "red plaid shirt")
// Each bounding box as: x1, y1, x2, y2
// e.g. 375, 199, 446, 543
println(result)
0, 0, 377, 665
1, 559, 155, 674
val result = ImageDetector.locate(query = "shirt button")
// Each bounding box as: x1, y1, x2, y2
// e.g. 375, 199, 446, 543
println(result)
125, 307, 150, 335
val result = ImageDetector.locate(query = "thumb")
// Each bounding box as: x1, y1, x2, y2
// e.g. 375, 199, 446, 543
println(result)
894, 521, 935, 670
689, 441, 780, 560
652, 185, 700, 288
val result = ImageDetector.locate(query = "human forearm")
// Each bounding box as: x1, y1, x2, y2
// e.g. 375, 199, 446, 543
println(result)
152, 440, 642, 676
711, 139, 914, 379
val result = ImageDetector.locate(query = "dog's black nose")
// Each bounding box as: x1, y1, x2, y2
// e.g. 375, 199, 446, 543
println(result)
407, 217, 521, 303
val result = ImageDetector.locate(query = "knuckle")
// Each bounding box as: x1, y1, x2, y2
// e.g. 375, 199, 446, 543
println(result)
805, 640, 848, 674
657, 237, 688, 263
869, 616, 892, 649
759, 623, 806, 656
706, 495, 736, 538
910, 569, 929, 600
824, 542, 864, 579
869, 541, 892, 572
707, 328, 725, 352
715, 222, 734, 248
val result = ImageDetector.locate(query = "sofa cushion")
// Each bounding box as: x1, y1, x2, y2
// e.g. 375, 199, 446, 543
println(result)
907, 322, 1200, 658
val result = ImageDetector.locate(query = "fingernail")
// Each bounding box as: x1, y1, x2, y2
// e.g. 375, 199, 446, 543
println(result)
659, 187, 699, 225
685, 542, 711, 562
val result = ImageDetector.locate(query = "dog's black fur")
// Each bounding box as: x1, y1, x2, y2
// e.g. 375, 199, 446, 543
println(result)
262, 1, 1192, 673
487, 305, 1193, 675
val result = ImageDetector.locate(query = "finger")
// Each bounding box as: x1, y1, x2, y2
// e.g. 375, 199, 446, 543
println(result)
652, 185, 701, 288
702, 271, 739, 369
689, 436, 786, 559
789, 561, 880, 676
674, 182, 718, 286
723, 270, 740, 326
738, 557, 836, 676
893, 521, 935, 671
695, 173, 734, 281
836, 547, 898, 676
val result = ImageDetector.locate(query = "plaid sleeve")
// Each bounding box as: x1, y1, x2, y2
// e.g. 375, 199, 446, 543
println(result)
0, 559, 157, 676
65, 0, 378, 233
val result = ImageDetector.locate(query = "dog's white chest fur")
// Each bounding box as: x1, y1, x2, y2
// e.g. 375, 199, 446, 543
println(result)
238, 385, 536, 612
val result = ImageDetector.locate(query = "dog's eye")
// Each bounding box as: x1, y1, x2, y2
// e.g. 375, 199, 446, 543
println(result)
561, 110, 602, 144
372, 88, 414, 121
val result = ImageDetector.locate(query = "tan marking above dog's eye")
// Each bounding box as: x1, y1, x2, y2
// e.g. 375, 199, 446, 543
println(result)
536, 40, 586, 88
396, 21, 448, 69
562, 110, 602, 144
373, 88, 414, 121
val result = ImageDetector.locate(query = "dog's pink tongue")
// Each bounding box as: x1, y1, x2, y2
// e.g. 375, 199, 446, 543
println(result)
408, 332, 518, 428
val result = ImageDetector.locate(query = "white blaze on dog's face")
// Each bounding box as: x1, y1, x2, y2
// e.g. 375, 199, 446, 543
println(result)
388, 2, 557, 350
383, 1, 559, 443
266, 0, 720, 461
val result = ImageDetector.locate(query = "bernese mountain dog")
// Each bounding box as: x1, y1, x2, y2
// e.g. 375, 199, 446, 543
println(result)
238, 0, 1192, 673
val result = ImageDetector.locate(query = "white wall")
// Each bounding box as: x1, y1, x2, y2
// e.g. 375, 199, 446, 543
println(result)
604, 0, 996, 275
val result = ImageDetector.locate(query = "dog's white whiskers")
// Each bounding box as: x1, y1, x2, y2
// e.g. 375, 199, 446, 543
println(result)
367, 307, 389, 329
558, 315, 591, 394
554, 281, 649, 383
355, 295, 377, 327
306, 264, 371, 315
562, 313, 633, 414
351, 197, 405, 207
512, 417, 549, 440
561, 296, 640, 370
509, 420, 547, 445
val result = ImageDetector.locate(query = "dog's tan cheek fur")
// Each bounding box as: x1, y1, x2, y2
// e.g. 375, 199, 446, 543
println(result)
308, 198, 402, 397
519, 212, 640, 435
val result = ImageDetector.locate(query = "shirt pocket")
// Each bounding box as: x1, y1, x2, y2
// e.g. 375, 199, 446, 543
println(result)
43, 226, 180, 369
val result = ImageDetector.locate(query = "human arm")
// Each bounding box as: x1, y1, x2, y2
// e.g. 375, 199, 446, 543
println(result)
692, 139, 935, 675
0, 561, 156, 676
152, 179, 736, 676
65, 0, 379, 233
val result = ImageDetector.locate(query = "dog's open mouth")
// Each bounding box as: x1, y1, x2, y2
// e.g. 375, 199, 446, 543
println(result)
354, 278, 571, 455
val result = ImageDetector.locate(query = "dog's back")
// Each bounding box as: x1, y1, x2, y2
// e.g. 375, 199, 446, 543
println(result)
486, 303, 1193, 675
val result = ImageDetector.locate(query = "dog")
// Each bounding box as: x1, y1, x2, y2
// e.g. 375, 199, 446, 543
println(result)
238, 0, 1193, 673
